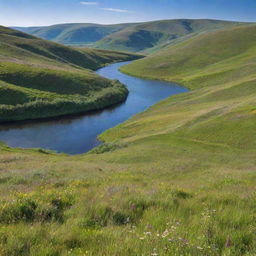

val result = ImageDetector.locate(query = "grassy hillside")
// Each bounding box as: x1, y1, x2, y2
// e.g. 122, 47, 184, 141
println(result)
121, 24, 256, 83
93, 19, 248, 53
0, 26, 140, 122
119, 24, 256, 148
0, 24, 255, 255
13, 23, 135, 45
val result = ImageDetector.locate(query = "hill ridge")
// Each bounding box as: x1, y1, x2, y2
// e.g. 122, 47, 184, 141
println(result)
13, 19, 253, 53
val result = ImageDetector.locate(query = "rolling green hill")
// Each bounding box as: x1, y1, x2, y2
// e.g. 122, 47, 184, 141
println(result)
121, 24, 256, 85
0, 24, 255, 255
94, 19, 248, 53
0, 26, 140, 122
13, 23, 136, 45
15, 19, 251, 53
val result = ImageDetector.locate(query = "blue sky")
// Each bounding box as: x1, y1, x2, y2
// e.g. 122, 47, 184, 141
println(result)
1, 0, 255, 27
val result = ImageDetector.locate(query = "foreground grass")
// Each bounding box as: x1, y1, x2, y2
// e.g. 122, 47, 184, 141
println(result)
0, 135, 255, 255
0, 25, 255, 255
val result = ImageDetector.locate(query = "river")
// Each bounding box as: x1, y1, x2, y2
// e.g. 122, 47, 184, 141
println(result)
0, 61, 188, 154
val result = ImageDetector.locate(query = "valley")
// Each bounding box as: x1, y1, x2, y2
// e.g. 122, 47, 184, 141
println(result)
0, 18, 255, 256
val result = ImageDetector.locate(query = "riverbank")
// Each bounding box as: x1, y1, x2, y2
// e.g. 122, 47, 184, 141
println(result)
0, 77, 128, 123
0, 26, 142, 123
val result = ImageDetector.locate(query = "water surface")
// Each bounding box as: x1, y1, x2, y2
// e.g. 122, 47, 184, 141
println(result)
0, 61, 188, 154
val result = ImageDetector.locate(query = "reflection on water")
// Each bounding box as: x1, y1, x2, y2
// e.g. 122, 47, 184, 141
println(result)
0, 61, 188, 154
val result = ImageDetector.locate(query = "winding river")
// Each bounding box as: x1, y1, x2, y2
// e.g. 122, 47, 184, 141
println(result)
0, 61, 188, 154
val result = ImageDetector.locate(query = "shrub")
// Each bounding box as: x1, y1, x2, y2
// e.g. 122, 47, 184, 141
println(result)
0, 199, 37, 223
89, 142, 127, 154
0, 192, 74, 224
81, 206, 113, 228
112, 212, 130, 225
172, 189, 193, 199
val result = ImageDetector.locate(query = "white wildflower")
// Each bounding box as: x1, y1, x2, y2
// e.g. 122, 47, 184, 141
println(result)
162, 229, 169, 238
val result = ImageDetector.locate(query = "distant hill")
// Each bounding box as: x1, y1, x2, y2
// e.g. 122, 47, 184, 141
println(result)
0, 26, 140, 122
13, 23, 136, 45
95, 19, 249, 53
121, 24, 256, 85
14, 19, 251, 53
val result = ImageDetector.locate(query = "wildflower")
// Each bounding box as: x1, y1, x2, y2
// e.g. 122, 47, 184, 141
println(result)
225, 237, 232, 248
139, 237, 145, 240
197, 246, 203, 250
131, 203, 136, 210
145, 231, 152, 236
162, 230, 169, 238
147, 224, 153, 229
179, 238, 189, 245
151, 248, 158, 256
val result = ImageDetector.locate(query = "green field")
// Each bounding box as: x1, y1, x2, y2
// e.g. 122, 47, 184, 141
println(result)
0, 26, 140, 122
0, 23, 255, 255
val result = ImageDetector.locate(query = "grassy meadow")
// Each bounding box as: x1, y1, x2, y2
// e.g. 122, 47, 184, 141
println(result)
0, 23, 255, 255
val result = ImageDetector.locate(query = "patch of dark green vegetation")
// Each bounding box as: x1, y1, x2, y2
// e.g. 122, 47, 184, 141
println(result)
89, 142, 127, 154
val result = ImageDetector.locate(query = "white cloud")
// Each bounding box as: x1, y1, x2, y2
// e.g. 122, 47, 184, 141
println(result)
80, 2, 99, 5
100, 8, 131, 13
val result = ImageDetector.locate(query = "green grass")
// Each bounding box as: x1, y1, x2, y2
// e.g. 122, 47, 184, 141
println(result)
0, 26, 140, 122
116, 24, 256, 148
0, 24, 255, 255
